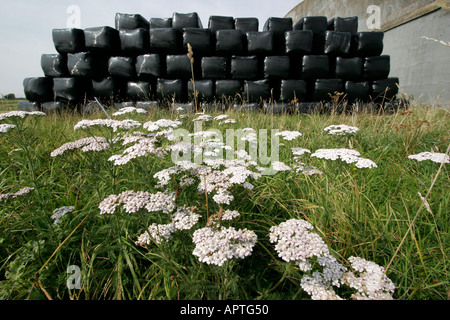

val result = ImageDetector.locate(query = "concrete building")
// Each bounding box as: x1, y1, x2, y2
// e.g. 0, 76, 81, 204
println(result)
285, 0, 450, 106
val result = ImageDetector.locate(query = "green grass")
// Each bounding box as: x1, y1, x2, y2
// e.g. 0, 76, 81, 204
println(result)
0, 100, 448, 300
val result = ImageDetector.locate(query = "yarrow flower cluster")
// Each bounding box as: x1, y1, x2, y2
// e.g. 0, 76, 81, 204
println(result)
135, 206, 201, 245
311, 148, 377, 169
270, 219, 395, 300
192, 226, 258, 266
143, 119, 182, 132
74, 119, 142, 132
408, 152, 450, 164
341, 257, 396, 300
0, 124, 16, 133
276, 131, 303, 141
112, 107, 147, 117
0, 111, 46, 121
99, 190, 176, 215
51, 206, 75, 225
0, 187, 34, 201
51, 137, 110, 157
324, 125, 359, 136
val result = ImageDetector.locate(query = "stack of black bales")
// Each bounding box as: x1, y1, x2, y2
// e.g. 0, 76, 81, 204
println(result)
20, 12, 399, 113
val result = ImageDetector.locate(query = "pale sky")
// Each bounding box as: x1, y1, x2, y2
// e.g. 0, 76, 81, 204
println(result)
0, 0, 301, 98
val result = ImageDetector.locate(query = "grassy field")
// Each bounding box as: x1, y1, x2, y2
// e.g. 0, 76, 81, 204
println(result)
0, 98, 448, 300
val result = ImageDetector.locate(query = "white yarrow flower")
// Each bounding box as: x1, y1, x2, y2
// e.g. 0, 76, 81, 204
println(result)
324, 125, 359, 136
408, 152, 450, 164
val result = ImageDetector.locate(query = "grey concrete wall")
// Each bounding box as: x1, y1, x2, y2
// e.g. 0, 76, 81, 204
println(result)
285, 0, 450, 106
384, 9, 450, 106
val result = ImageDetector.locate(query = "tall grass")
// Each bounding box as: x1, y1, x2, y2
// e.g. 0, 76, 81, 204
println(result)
0, 100, 448, 300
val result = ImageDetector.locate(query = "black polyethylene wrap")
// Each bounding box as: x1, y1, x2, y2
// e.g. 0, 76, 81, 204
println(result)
334, 57, 363, 81
84, 26, 120, 53
234, 18, 259, 32
150, 28, 181, 55
119, 28, 150, 56
108, 57, 136, 79
215, 30, 244, 56
302, 55, 330, 80
150, 18, 173, 29
209, 16, 235, 33
157, 79, 186, 102
52, 28, 85, 54
280, 79, 308, 102
285, 30, 313, 55
41, 54, 69, 77
264, 56, 290, 80
231, 56, 259, 80
166, 55, 192, 80
314, 79, 344, 101
355, 32, 384, 57
136, 54, 162, 79
172, 12, 203, 30
53, 77, 86, 102
324, 31, 352, 56
363, 55, 390, 81
23, 77, 54, 103
345, 81, 370, 102
188, 80, 214, 101
371, 78, 399, 101
201, 57, 229, 79
244, 79, 271, 103
328, 17, 358, 35
183, 28, 212, 56
115, 13, 150, 31
127, 81, 152, 101
215, 80, 243, 99
246, 31, 273, 55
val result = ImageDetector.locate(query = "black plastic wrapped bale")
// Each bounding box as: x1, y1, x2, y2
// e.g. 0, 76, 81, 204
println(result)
246, 31, 273, 55
263, 17, 293, 55
345, 81, 370, 102
183, 28, 212, 56
302, 55, 330, 80
115, 13, 150, 31
314, 79, 344, 101
157, 79, 186, 102
114, 101, 136, 110
127, 81, 152, 101
23, 77, 54, 103
84, 27, 120, 53
371, 78, 399, 101
263, 102, 290, 115
136, 101, 160, 110
166, 55, 192, 80
18, 101, 41, 112
328, 17, 358, 35
324, 31, 351, 56
209, 16, 235, 33
92, 77, 125, 100
67, 52, 109, 79
294, 16, 328, 54
188, 80, 214, 102
363, 55, 390, 81
334, 57, 362, 81
244, 80, 271, 103
150, 28, 181, 55
41, 54, 69, 77
53, 77, 86, 102
42, 101, 70, 113
285, 30, 313, 55
231, 56, 259, 80
136, 54, 163, 79
354, 32, 384, 57
172, 12, 203, 30
280, 79, 308, 102
215, 80, 243, 100
215, 30, 245, 56
119, 28, 150, 56
201, 57, 228, 79
52, 28, 85, 54
234, 18, 259, 32
108, 57, 136, 79
264, 56, 290, 80
150, 18, 173, 29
